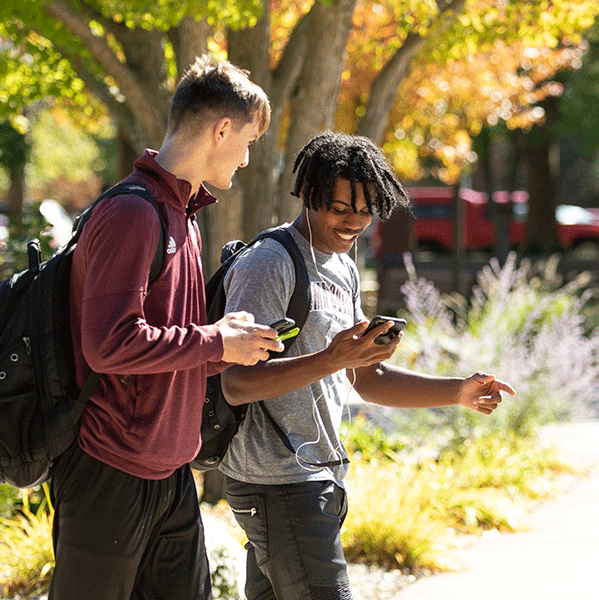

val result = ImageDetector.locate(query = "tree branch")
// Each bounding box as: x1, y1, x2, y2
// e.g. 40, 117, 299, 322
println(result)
270, 7, 312, 116
43, 0, 166, 147
358, 0, 468, 143
168, 16, 209, 78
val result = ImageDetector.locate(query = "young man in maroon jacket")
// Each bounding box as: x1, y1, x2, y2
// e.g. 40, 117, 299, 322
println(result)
49, 55, 283, 600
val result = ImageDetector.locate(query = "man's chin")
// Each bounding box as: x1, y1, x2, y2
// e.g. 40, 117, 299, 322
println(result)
206, 179, 233, 191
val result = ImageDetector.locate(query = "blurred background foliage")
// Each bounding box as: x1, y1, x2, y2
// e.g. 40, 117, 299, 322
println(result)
2, 257, 589, 594
2, 1, 599, 597
1, 1, 599, 269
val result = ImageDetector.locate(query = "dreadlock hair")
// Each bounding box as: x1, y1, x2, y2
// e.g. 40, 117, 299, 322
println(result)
291, 131, 412, 221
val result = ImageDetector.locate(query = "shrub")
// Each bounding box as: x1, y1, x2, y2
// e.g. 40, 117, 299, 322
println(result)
343, 459, 459, 572
0, 201, 55, 275
0, 484, 54, 597
342, 429, 573, 572
0, 485, 20, 520
202, 504, 246, 599
392, 251, 599, 439
341, 414, 409, 462
0, 490, 246, 598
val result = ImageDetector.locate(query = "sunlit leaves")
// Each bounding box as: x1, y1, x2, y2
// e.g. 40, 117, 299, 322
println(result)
0, 11, 99, 122
269, 0, 312, 67
337, 0, 599, 183
386, 37, 591, 183
0, 0, 265, 124
96, 0, 263, 30
2, 0, 599, 196
28, 108, 111, 188
556, 18, 599, 156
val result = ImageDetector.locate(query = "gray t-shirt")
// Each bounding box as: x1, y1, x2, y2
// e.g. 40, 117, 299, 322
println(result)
219, 224, 365, 487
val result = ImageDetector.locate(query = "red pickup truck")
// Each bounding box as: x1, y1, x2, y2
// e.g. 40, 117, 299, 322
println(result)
373, 186, 599, 260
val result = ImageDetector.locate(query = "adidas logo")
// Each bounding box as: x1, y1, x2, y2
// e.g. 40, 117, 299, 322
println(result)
167, 236, 177, 254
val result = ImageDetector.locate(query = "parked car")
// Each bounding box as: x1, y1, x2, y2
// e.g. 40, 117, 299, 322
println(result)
374, 186, 599, 261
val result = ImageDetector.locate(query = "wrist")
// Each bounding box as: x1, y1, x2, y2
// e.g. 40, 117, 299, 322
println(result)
320, 343, 347, 376
455, 378, 468, 407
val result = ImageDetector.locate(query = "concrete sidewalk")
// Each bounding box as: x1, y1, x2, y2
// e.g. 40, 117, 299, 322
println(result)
394, 420, 599, 600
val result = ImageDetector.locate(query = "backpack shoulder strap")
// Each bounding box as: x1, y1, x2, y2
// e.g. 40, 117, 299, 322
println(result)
74, 182, 166, 404
254, 226, 311, 352
71, 182, 165, 285
206, 226, 311, 352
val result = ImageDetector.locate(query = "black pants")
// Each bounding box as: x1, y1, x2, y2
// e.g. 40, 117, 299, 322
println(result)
226, 477, 352, 600
49, 443, 212, 600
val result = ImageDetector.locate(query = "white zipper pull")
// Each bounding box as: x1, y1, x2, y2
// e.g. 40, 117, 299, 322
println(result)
233, 507, 257, 517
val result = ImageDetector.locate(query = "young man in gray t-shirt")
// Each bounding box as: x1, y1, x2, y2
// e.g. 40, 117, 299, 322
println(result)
220, 131, 516, 600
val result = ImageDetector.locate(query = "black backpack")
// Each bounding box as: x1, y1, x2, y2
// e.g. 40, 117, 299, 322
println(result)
0, 183, 165, 488
192, 227, 311, 471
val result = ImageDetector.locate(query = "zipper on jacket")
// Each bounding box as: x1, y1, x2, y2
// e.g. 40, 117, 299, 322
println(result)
23, 337, 32, 354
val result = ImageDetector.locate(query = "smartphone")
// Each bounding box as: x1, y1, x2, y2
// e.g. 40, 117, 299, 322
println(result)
270, 318, 300, 342
362, 316, 407, 345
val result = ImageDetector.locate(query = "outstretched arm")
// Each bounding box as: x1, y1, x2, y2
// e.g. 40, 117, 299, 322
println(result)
353, 363, 516, 414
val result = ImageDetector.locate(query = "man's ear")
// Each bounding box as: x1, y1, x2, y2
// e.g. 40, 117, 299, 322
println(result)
213, 117, 232, 144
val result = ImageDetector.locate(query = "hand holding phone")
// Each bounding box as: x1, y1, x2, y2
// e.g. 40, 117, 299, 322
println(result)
270, 318, 300, 342
361, 316, 406, 345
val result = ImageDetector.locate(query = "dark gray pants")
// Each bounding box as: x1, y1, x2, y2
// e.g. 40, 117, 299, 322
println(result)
226, 477, 352, 600
50, 442, 212, 600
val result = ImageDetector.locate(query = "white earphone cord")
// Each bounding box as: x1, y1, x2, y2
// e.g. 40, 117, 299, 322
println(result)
295, 211, 355, 472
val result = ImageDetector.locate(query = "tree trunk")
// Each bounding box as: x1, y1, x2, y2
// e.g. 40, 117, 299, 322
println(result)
357, 33, 426, 144
198, 183, 244, 277
523, 138, 560, 252
276, 0, 358, 225
228, 11, 277, 240
228, 0, 358, 237
117, 123, 140, 181
7, 164, 26, 233
44, 0, 166, 150
200, 470, 227, 505
521, 94, 560, 253
168, 16, 210, 78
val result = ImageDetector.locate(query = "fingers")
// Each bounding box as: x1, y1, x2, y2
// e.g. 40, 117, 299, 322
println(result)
223, 311, 255, 324
218, 316, 285, 365
345, 320, 371, 339
475, 392, 502, 413
495, 380, 517, 396
220, 313, 280, 340
359, 319, 394, 343
472, 372, 517, 397
238, 347, 272, 366
223, 336, 283, 366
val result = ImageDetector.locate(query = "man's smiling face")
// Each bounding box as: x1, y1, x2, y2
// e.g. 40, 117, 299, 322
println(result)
305, 177, 374, 254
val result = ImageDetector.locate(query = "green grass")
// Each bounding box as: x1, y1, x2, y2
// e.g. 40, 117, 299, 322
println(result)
0, 430, 581, 595
341, 429, 577, 573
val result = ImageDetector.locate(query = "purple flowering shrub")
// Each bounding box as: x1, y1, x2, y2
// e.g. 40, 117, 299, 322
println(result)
391, 252, 599, 438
